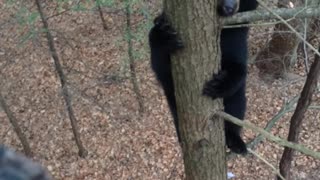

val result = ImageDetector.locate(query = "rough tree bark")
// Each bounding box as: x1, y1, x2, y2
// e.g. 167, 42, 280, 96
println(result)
164, 0, 226, 179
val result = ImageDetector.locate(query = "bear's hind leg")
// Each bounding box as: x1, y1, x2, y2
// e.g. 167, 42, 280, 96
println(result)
224, 84, 247, 154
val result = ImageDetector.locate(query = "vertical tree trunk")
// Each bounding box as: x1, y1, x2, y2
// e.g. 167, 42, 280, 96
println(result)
278, 48, 320, 180
164, 1, 227, 179
278, 47, 320, 179
0, 94, 32, 157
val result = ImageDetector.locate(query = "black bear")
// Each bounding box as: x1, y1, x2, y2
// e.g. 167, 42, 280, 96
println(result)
149, 0, 258, 154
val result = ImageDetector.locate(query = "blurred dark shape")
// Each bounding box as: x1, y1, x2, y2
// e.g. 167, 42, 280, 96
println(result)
0, 145, 51, 180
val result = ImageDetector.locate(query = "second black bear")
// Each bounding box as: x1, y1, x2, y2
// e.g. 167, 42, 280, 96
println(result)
149, 0, 258, 154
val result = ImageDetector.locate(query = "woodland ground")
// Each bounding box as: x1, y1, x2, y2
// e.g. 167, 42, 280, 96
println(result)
0, 1, 319, 180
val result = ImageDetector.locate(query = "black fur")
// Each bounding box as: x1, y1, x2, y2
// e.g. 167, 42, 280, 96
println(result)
149, 0, 258, 154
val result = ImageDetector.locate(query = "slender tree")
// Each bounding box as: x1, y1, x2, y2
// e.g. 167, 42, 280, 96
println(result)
278, 46, 320, 179
0, 94, 32, 156
35, 0, 88, 157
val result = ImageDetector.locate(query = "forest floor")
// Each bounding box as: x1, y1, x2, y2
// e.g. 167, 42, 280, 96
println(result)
0, 1, 320, 180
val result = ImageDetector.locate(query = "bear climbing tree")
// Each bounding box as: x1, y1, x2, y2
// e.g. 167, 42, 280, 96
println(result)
160, 1, 226, 179
149, 0, 258, 156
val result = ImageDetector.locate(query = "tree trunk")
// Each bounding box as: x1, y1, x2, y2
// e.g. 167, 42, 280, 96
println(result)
164, 1, 226, 180
278, 47, 320, 180
255, 0, 317, 81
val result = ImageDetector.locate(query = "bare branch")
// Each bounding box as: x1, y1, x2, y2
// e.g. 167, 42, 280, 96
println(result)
216, 111, 320, 159
256, 0, 320, 57
248, 148, 285, 180
224, 7, 320, 25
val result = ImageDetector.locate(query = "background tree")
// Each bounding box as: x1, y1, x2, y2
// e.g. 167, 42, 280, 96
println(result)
255, 0, 319, 81
278, 47, 320, 179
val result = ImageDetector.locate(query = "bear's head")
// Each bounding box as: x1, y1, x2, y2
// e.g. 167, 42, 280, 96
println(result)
218, 0, 240, 16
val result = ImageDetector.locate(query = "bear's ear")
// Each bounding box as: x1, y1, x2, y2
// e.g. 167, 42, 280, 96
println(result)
238, 0, 258, 12
217, 0, 240, 16
153, 13, 168, 25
